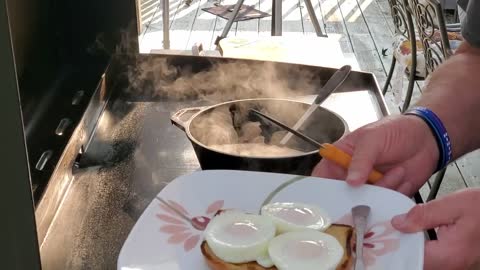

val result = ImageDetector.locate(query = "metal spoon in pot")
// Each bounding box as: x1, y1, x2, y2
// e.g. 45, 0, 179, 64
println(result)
250, 109, 384, 184
279, 65, 352, 145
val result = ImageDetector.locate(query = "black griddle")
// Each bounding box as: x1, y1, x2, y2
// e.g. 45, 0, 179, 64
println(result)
34, 53, 394, 269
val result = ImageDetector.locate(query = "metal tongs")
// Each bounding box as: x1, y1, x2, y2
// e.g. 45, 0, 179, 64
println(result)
279, 65, 352, 145
250, 109, 383, 184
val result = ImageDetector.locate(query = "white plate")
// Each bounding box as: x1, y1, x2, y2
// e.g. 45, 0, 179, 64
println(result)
118, 170, 423, 270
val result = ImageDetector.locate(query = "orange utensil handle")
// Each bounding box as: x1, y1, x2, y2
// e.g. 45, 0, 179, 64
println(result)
318, 143, 383, 184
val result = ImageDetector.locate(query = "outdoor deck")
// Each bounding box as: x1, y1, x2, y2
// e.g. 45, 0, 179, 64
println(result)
137, 0, 480, 199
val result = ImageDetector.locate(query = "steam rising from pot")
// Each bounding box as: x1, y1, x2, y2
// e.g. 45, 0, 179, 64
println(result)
125, 57, 321, 102
89, 25, 337, 158
87, 22, 324, 104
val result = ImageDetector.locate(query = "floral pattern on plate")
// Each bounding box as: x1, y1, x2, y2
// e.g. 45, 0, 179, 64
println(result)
119, 170, 422, 270
156, 199, 224, 251
157, 199, 400, 268
337, 214, 400, 266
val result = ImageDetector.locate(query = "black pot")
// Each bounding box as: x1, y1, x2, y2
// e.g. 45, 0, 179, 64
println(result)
171, 98, 349, 176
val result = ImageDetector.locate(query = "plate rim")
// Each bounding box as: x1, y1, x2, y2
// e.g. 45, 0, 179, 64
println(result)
118, 169, 424, 269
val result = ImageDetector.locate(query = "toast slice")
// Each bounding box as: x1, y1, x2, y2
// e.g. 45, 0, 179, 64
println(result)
324, 224, 356, 270
201, 224, 355, 270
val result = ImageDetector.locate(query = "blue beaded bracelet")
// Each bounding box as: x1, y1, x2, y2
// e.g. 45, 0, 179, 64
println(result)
404, 107, 452, 172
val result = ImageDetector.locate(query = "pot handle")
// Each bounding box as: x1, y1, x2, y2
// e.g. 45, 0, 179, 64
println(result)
170, 106, 205, 131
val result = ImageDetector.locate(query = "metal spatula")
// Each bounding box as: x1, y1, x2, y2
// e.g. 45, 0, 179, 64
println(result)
279, 65, 352, 145
250, 109, 383, 184
352, 205, 371, 270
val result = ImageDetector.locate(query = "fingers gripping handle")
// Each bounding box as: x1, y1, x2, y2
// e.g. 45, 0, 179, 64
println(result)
318, 143, 383, 184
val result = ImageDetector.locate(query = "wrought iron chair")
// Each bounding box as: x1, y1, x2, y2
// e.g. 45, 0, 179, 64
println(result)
382, 0, 420, 113
410, 0, 458, 73
409, 0, 463, 201
383, 0, 462, 112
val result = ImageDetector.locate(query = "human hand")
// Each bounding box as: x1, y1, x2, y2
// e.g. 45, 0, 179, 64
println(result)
392, 188, 480, 270
312, 115, 439, 196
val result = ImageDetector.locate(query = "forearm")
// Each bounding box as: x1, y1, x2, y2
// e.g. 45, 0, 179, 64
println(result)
414, 42, 480, 159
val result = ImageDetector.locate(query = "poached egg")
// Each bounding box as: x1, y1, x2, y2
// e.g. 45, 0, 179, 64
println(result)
268, 230, 344, 270
261, 202, 332, 233
204, 210, 276, 266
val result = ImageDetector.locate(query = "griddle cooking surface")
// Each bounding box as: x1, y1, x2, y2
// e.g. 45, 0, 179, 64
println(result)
38, 54, 387, 269
40, 98, 202, 269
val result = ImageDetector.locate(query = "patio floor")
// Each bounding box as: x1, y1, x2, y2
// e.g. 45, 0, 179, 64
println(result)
137, 0, 480, 200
